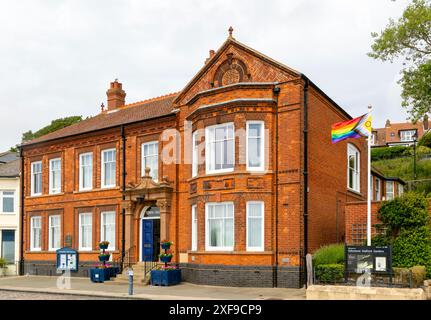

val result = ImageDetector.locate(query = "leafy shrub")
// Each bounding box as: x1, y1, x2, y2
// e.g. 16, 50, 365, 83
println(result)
312, 243, 344, 266
0, 258, 8, 268
378, 192, 429, 236
315, 264, 344, 283
410, 266, 426, 287
371, 234, 391, 246
392, 226, 431, 278
371, 146, 409, 161
418, 131, 431, 148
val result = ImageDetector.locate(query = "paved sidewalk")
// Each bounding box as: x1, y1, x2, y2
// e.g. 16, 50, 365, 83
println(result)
0, 275, 305, 300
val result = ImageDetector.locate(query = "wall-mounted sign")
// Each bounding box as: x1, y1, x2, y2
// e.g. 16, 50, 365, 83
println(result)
345, 246, 392, 274
56, 247, 78, 272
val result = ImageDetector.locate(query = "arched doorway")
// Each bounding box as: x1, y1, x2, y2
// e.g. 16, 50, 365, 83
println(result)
139, 206, 161, 262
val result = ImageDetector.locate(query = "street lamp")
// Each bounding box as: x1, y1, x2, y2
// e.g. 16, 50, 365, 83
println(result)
413, 132, 418, 180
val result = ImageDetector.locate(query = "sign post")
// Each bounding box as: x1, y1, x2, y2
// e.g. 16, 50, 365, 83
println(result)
128, 268, 134, 296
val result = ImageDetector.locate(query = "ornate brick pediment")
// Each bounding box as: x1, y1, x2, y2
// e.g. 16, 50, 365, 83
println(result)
125, 167, 172, 195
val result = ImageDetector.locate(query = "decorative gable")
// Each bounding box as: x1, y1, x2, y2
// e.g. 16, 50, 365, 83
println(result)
175, 33, 300, 106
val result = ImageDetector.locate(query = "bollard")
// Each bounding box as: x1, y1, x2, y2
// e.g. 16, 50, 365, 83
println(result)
128, 268, 134, 295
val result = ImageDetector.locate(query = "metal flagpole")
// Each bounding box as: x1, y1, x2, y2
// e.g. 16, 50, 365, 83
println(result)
367, 105, 372, 246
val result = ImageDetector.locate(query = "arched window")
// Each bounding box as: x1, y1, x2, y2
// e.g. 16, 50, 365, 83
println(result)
347, 144, 360, 192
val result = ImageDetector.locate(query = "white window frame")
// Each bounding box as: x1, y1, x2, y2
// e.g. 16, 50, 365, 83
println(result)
79, 213, 93, 251
246, 121, 265, 171
0, 190, 15, 214
79, 152, 93, 191
400, 130, 416, 142
141, 141, 159, 182
398, 183, 404, 196
191, 205, 197, 251
347, 144, 360, 193
49, 158, 62, 194
100, 211, 116, 250
246, 201, 264, 252
30, 216, 42, 251
48, 215, 61, 251
192, 131, 198, 178
205, 202, 234, 251
101, 148, 116, 188
375, 177, 381, 201
205, 123, 235, 174
386, 181, 394, 200
31, 161, 42, 196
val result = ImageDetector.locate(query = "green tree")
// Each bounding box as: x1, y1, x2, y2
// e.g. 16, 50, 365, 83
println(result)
368, 0, 431, 121
21, 116, 83, 143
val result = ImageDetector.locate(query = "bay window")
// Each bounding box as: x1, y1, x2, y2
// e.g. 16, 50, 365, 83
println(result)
142, 141, 159, 181
31, 161, 42, 196
246, 121, 264, 171
191, 205, 197, 251
347, 144, 360, 192
100, 211, 115, 250
205, 123, 234, 174
49, 158, 61, 194
79, 213, 92, 251
246, 201, 264, 251
205, 202, 234, 251
192, 131, 198, 177
48, 215, 61, 251
30, 216, 41, 251
101, 149, 116, 188
79, 153, 93, 191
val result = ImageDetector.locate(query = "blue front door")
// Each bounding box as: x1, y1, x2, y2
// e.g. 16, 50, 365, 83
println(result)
142, 220, 154, 262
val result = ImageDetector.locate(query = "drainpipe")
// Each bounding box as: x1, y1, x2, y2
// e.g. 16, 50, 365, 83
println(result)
273, 85, 280, 287
19, 146, 25, 275
301, 74, 310, 287
121, 125, 126, 270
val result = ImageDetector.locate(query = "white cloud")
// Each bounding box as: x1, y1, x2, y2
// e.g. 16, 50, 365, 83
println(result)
0, 0, 412, 150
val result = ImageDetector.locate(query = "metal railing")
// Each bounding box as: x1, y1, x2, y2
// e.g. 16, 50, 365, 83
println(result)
313, 267, 415, 288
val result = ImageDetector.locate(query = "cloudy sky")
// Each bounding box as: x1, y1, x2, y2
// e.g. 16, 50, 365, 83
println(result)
0, 0, 412, 151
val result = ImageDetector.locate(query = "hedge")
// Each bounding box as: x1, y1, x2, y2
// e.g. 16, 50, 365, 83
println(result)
314, 264, 344, 283
371, 146, 409, 161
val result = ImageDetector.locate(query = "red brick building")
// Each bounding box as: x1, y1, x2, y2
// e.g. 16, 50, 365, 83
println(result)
19, 31, 369, 287
371, 118, 429, 147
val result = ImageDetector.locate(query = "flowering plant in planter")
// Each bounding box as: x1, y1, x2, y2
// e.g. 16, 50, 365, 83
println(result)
98, 252, 110, 262
160, 265, 178, 271
98, 241, 110, 250
159, 252, 173, 263
161, 240, 173, 249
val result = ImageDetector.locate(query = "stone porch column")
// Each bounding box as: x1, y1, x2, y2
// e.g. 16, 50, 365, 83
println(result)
157, 199, 171, 241
122, 200, 136, 253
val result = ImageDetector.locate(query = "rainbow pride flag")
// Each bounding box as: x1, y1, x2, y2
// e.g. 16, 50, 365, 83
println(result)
331, 113, 372, 144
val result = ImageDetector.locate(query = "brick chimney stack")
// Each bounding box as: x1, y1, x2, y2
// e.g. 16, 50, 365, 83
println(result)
385, 119, 391, 127
106, 79, 126, 111
424, 114, 429, 130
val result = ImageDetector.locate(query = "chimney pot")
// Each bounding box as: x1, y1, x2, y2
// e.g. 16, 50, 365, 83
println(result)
385, 119, 391, 127
106, 79, 126, 111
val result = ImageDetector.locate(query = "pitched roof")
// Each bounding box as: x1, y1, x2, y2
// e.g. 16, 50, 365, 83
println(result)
0, 151, 19, 163
0, 159, 20, 177
22, 92, 179, 146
